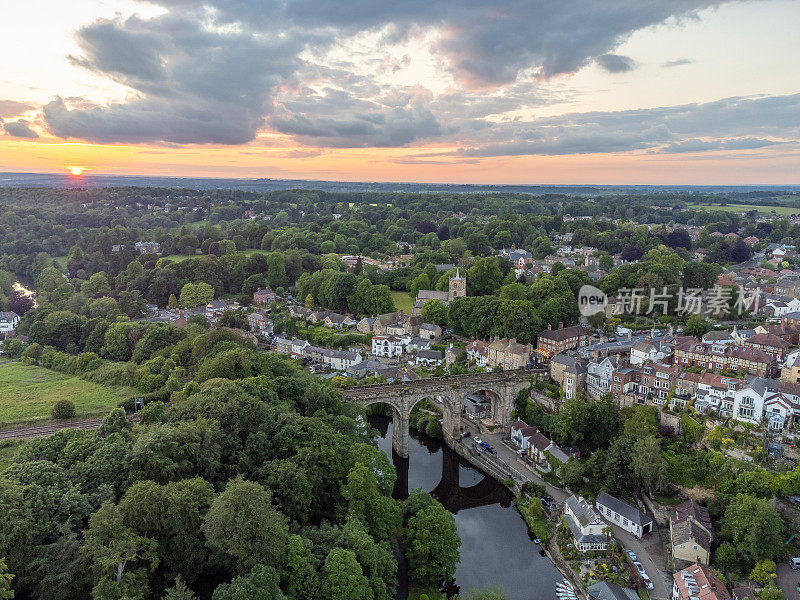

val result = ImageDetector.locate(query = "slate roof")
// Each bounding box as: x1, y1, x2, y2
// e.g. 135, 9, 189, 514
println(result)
588, 582, 639, 600
596, 492, 653, 527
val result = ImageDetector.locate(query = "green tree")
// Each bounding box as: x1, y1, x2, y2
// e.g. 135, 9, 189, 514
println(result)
266, 252, 286, 288
560, 458, 585, 489
403, 502, 461, 585
179, 282, 214, 308
168, 293, 179, 309
119, 290, 149, 318
749, 559, 777, 586
211, 565, 285, 600
83, 503, 158, 600
0, 557, 13, 600
52, 399, 76, 419
83, 272, 111, 297
409, 273, 431, 299
163, 577, 199, 600
420, 299, 447, 326
305, 293, 314, 309
631, 436, 667, 496
324, 548, 373, 600
684, 313, 710, 338
758, 584, 785, 600
720, 494, 784, 571
281, 535, 318, 600
203, 478, 289, 572
467, 257, 504, 296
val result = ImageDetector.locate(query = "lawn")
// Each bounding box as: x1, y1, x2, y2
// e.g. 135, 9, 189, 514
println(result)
686, 202, 800, 216
0, 440, 22, 471
53, 255, 68, 271
391, 290, 415, 314
0, 362, 136, 427
161, 248, 271, 263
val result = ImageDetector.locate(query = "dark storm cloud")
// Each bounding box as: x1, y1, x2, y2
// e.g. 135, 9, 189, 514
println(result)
595, 54, 637, 73
3, 119, 39, 138
43, 0, 741, 147
0, 100, 35, 118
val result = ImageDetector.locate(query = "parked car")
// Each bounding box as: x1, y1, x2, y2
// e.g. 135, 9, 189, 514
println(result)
642, 578, 653, 590
626, 550, 637, 561
791, 558, 800, 570
461, 430, 471, 438
474, 436, 482, 445
633, 562, 646, 576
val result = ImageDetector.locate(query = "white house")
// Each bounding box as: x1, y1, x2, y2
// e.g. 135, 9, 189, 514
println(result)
586, 357, 614, 398
596, 492, 653, 538
766, 297, 800, 317
371, 335, 408, 358
510, 420, 539, 451
732, 377, 770, 425
0, 311, 20, 335
465, 340, 489, 367
318, 348, 362, 371
564, 495, 609, 551
630, 340, 671, 365
415, 349, 444, 367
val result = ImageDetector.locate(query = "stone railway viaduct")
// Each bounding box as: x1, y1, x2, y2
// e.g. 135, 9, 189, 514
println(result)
342, 369, 534, 457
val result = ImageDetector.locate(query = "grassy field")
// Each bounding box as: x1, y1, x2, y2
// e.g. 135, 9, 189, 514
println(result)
391, 290, 415, 314
161, 248, 271, 263
0, 362, 136, 427
686, 202, 800, 216
0, 440, 22, 471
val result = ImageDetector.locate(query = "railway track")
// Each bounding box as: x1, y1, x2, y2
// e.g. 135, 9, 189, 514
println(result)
0, 414, 139, 440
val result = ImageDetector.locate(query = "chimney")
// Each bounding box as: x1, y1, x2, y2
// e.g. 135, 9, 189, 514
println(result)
628, 331, 632, 341
668, 324, 674, 336
558, 322, 564, 330
548, 324, 552, 331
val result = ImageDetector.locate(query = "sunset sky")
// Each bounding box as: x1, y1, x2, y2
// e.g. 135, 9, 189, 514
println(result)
1, 0, 799, 184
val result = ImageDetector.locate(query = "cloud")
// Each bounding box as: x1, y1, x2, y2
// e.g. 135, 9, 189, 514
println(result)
663, 57, 694, 68
44, 13, 303, 144
439, 93, 800, 157
3, 119, 39, 138
595, 54, 637, 73
0, 100, 35, 118
42, 0, 736, 147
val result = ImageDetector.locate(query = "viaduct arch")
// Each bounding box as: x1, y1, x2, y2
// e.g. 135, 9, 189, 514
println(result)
343, 369, 532, 457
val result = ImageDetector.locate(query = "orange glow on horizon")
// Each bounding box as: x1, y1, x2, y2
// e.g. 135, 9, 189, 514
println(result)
68, 166, 84, 176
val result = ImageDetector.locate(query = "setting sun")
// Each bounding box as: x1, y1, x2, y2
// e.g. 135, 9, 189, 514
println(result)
68, 166, 83, 176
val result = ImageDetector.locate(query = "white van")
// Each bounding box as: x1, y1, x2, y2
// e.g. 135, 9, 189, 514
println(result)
790, 558, 800, 570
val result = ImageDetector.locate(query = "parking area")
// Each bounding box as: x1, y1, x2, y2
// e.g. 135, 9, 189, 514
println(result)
610, 524, 671, 600
777, 562, 800, 600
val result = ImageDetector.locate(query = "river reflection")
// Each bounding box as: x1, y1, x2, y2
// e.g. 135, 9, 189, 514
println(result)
369, 415, 564, 600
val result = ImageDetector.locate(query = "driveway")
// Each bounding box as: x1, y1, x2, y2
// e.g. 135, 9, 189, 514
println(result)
611, 524, 671, 600
777, 562, 800, 600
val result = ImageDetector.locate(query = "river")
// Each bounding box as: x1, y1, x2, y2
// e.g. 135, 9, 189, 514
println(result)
369, 415, 564, 600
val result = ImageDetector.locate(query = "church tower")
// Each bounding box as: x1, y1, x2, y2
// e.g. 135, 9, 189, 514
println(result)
448, 268, 466, 302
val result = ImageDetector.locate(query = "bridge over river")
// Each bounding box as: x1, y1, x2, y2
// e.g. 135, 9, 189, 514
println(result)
343, 369, 535, 457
